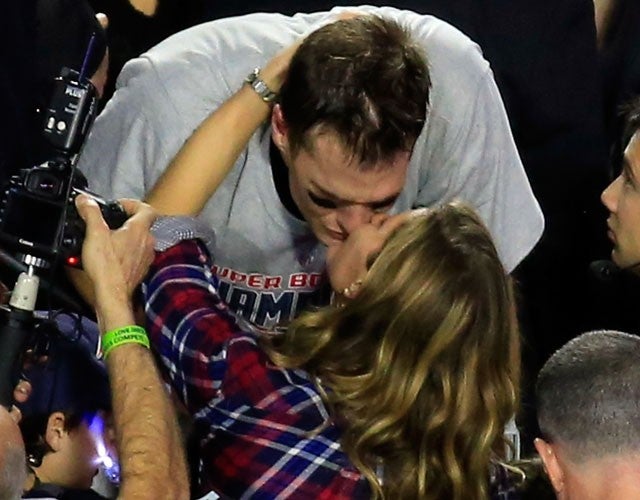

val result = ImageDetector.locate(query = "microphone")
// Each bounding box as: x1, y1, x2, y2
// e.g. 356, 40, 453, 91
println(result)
589, 260, 620, 283
589, 259, 640, 283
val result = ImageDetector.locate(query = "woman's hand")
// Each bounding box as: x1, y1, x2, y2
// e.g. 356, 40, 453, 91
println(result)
326, 209, 426, 298
260, 41, 301, 94
260, 12, 364, 93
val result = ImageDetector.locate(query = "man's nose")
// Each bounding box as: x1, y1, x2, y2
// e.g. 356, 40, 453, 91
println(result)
336, 205, 374, 235
601, 175, 621, 213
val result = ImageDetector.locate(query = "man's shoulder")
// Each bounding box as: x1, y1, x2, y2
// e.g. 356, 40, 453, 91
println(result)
118, 7, 485, 97
406, 12, 489, 79
136, 11, 327, 76
342, 7, 490, 107
342, 6, 484, 60
114, 12, 330, 106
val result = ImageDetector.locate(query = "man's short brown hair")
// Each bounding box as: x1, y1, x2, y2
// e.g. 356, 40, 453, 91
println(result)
279, 16, 431, 165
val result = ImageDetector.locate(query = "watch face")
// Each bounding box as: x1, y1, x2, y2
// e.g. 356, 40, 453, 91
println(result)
245, 69, 276, 102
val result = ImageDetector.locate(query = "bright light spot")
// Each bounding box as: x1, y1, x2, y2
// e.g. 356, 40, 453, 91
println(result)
101, 454, 114, 469
88, 412, 120, 484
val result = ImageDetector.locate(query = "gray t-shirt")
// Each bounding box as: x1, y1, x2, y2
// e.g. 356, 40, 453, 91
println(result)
78, 6, 544, 327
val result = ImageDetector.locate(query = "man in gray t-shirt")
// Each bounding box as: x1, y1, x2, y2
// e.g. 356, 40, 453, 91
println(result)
78, 7, 544, 328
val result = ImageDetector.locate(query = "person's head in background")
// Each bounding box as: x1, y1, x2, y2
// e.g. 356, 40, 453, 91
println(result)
264, 202, 520, 498
18, 320, 113, 493
272, 15, 430, 245
535, 330, 640, 500
0, 405, 26, 500
601, 98, 640, 272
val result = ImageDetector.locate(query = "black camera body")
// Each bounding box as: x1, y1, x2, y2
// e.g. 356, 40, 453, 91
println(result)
0, 170, 127, 267
0, 68, 126, 268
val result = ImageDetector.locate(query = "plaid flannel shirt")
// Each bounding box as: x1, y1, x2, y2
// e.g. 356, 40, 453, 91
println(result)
143, 240, 370, 499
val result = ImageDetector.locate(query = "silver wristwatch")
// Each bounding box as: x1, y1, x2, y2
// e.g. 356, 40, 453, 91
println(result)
244, 68, 277, 103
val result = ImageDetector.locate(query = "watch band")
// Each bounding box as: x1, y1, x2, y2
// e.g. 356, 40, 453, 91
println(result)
244, 68, 278, 103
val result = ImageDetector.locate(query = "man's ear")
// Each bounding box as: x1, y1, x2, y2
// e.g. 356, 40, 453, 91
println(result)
45, 412, 68, 452
534, 437, 565, 495
271, 104, 289, 152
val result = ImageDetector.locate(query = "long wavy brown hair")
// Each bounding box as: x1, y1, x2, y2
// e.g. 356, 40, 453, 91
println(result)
263, 202, 520, 499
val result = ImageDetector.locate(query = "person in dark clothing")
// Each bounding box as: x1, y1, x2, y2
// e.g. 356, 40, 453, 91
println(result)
0, 0, 39, 189
0, 0, 107, 187
597, 0, 640, 169
19, 316, 113, 499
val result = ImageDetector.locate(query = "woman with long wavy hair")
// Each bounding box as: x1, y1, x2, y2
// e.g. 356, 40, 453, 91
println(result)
137, 201, 520, 499
265, 202, 520, 499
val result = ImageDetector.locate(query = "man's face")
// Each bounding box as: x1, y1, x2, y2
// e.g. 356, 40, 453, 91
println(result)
279, 129, 410, 246
601, 132, 640, 270
61, 416, 100, 489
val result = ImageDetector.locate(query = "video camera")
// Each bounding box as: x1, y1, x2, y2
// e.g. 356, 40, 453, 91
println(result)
0, 64, 128, 409
0, 67, 126, 270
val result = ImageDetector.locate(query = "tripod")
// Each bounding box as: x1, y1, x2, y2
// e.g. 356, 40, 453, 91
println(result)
0, 267, 40, 407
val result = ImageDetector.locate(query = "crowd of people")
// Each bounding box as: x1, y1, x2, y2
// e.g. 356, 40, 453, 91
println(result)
1, 0, 640, 499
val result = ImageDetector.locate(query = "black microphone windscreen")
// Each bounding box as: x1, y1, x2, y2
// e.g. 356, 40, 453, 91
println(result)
589, 259, 620, 283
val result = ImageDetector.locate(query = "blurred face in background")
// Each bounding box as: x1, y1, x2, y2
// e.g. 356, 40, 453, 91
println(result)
33, 412, 100, 490
64, 415, 100, 489
601, 132, 640, 271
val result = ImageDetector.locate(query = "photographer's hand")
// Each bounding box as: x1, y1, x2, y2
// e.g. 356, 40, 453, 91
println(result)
4, 380, 32, 423
75, 195, 136, 329
68, 197, 156, 312
107, 199, 156, 293
77, 196, 155, 292
74, 194, 189, 499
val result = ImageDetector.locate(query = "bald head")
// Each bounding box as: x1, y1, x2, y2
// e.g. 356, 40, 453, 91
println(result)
0, 406, 26, 500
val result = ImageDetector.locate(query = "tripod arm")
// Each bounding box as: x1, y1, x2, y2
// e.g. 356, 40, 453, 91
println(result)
0, 270, 38, 408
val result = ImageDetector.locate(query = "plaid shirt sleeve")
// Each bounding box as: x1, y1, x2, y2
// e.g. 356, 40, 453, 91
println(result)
142, 240, 370, 499
142, 239, 251, 413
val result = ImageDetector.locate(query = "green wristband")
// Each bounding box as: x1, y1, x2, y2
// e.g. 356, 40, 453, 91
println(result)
102, 325, 150, 359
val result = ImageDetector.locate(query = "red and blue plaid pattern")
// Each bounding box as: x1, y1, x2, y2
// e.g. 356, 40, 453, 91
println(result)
143, 240, 370, 499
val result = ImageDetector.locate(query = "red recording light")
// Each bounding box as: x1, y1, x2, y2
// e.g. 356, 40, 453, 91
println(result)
66, 256, 80, 266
